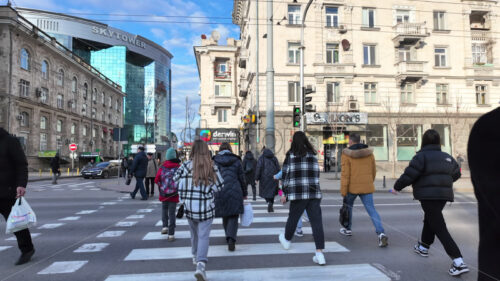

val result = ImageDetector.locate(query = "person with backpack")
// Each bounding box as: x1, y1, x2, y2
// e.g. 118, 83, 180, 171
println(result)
279, 131, 326, 265
173, 140, 224, 281
213, 143, 247, 251
394, 129, 468, 277
155, 148, 181, 241
255, 147, 280, 212
242, 151, 257, 201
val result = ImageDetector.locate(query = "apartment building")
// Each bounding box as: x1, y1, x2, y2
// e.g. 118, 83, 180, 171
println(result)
231, 0, 499, 176
0, 6, 125, 170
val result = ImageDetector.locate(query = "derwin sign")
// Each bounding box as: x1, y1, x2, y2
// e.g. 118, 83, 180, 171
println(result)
196, 129, 239, 145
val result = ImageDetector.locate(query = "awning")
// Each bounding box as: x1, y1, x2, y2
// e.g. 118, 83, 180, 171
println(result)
38, 150, 57, 158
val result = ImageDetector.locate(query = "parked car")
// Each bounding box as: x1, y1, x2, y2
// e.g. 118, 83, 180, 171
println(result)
81, 162, 120, 179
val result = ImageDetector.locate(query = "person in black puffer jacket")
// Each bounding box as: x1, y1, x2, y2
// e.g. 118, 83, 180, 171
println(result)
242, 151, 257, 201
394, 129, 468, 277
213, 143, 247, 252
255, 148, 280, 212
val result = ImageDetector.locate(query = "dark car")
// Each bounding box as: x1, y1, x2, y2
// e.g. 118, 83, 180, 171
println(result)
81, 162, 120, 179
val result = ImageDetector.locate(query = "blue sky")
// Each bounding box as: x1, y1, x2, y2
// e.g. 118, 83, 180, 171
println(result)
8, 0, 240, 142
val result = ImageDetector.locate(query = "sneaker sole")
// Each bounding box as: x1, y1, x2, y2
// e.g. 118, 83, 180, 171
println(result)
295, 233, 304, 237
312, 256, 326, 266
194, 272, 206, 281
379, 236, 388, 247
449, 268, 469, 276
339, 231, 352, 236
413, 248, 429, 257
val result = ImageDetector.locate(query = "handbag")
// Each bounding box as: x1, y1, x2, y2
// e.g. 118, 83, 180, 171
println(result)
240, 203, 253, 227
6, 197, 37, 234
176, 204, 185, 219
339, 197, 350, 228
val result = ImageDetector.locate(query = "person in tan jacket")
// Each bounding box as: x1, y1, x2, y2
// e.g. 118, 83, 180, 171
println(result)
340, 133, 388, 247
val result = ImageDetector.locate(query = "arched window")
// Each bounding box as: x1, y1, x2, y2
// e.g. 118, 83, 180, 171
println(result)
20, 49, 30, 70
57, 94, 64, 109
40, 116, 47, 130
101, 92, 105, 105
83, 83, 88, 100
92, 88, 97, 102
71, 77, 77, 93
57, 69, 64, 86
20, 112, 29, 127
41, 60, 48, 79
56, 120, 63, 132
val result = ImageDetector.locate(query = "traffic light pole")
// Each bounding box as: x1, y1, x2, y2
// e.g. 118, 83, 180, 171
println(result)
299, 0, 313, 132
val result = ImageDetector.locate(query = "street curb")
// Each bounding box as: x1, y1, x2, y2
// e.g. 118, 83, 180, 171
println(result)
28, 175, 81, 182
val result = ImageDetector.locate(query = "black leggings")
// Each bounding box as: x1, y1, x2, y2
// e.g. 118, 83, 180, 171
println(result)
420, 200, 462, 259
285, 199, 325, 250
145, 177, 155, 195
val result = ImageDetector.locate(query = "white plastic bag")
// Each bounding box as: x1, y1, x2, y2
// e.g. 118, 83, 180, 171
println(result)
6, 197, 37, 234
241, 203, 253, 227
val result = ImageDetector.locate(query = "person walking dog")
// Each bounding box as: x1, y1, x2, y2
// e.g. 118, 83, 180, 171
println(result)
394, 129, 468, 277
173, 140, 224, 281
213, 143, 247, 251
0, 127, 35, 265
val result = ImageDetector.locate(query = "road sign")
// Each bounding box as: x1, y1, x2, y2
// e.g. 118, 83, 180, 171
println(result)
69, 143, 78, 151
70, 152, 78, 160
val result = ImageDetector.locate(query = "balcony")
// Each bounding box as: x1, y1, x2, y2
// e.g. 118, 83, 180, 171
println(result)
395, 61, 427, 85
393, 22, 429, 47
312, 63, 355, 74
471, 30, 493, 43
214, 70, 231, 80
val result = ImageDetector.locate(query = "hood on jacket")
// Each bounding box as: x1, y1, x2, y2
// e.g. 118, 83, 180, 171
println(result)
214, 151, 240, 167
419, 144, 442, 153
244, 151, 255, 160
162, 159, 181, 169
343, 144, 373, 159
262, 148, 275, 158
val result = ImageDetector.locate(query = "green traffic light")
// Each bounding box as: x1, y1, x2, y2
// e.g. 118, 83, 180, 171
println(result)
295, 108, 300, 113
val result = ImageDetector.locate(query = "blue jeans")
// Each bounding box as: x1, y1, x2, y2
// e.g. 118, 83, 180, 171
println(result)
296, 211, 308, 230
345, 193, 385, 234
132, 177, 147, 199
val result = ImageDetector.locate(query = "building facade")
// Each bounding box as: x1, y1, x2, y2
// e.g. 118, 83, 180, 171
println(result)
0, 6, 125, 170
230, 0, 500, 177
17, 7, 173, 156
194, 35, 244, 153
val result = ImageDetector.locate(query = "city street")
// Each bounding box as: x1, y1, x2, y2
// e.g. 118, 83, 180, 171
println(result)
0, 177, 479, 281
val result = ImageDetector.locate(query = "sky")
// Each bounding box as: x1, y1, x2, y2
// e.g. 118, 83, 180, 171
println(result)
7, 0, 240, 143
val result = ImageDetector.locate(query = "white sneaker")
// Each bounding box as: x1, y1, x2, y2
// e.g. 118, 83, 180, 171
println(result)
378, 233, 388, 247
313, 252, 326, 265
168, 235, 175, 242
339, 228, 352, 236
194, 262, 207, 281
192, 257, 197, 265
161, 227, 168, 235
279, 233, 291, 250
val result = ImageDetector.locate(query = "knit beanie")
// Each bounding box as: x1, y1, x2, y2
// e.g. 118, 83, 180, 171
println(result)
166, 148, 177, 160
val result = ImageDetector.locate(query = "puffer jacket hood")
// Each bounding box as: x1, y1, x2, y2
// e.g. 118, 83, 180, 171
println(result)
244, 151, 255, 160
213, 151, 240, 167
343, 144, 373, 159
262, 148, 275, 158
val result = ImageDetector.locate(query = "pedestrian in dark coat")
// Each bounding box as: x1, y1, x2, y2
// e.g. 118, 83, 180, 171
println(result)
467, 107, 500, 281
213, 143, 247, 251
255, 148, 280, 212
129, 146, 148, 200
50, 153, 60, 184
0, 127, 35, 265
394, 129, 468, 277
242, 151, 257, 201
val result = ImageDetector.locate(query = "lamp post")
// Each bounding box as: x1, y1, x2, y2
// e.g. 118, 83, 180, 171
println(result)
300, 0, 314, 132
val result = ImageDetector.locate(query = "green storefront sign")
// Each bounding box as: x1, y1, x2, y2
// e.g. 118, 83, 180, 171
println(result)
38, 150, 57, 158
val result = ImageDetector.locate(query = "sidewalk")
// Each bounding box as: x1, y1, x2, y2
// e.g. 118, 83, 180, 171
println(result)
28, 172, 80, 182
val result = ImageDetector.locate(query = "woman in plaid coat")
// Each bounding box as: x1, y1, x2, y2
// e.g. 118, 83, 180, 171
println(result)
279, 131, 326, 266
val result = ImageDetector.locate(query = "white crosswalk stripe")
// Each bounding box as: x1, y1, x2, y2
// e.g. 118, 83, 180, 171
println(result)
154, 216, 288, 227
38, 261, 88, 274
143, 227, 313, 240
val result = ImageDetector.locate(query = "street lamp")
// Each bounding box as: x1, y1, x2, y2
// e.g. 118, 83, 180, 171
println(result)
300, 0, 314, 132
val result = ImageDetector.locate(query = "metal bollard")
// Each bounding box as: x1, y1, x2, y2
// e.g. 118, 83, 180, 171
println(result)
39, 169, 42, 177
383, 176, 386, 189
67, 168, 70, 176
50, 170, 52, 176
77, 168, 79, 175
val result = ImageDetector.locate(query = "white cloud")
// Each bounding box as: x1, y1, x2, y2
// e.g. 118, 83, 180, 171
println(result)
213, 24, 230, 43
150, 28, 165, 38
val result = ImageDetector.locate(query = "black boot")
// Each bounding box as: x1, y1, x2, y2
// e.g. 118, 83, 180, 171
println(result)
268, 202, 274, 213
15, 248, 35, 265
253, 195, 256, 201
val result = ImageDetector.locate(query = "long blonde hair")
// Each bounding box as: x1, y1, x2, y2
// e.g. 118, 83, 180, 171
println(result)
191, 140, 216, 186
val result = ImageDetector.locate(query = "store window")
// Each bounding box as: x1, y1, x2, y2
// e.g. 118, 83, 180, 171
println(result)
397, 124, 422, 161
367, 124, 388, 161
431, 124, 451, 154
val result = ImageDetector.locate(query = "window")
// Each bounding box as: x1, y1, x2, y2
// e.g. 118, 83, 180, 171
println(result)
92, 88, 97, 102
40, 87, 48, 103
433, 11, 445, 30
41, 60, 48, 79
288, 5, 301, 25
434, 48, 447, 67
475, 85, 487, 105
82, 104, 87, 115
364, 83, 377, 103
217, 109, 228, 123
71, 77, 77, 93
108, 96, 112, 108
56, 120, 63, 133
367, 124, 388, 161
215, 82, 231, 97
288, 42, 300, 64
57, 94, 64, 109
436, 84, 448, 105
327, 82, 340, 103
400, 83, 415, 104
398, 46, 412, 62
92, 107, 96, 118
362, 8, 375, 28
101, 112, 105, 122
83, 125, 87, 136
56, 69, 64, 86
19, 79, 30, 97
115, 100, 119, 111
397, 124, 422, 161
56, 136, 62, 151
40, 133, 47, 151
92, 128, 96, 138
326, 43, 339, 64
40, 116, 47, 130
20, 112, 29, 127
102, 92, 105, 105
20, 48, 30, 70
472, 43, 488, 64
83, 83, 88, 99
325, 7, 339, 27
218, 63, 227, 73
288, 82, 300, 103
431, 124, 451, 154
363, 45, 376, 65
396, 10, 410, 24
71, 123, 76, 134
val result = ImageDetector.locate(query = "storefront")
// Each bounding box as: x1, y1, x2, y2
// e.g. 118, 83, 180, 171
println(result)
195, 128, 241, 155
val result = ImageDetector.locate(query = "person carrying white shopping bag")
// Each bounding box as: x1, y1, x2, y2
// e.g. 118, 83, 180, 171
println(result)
0, 127, 36, 265
6, 197, 37, 234
241, 203, 253, 227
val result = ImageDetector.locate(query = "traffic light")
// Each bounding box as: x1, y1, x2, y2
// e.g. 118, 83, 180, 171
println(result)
303, 85, 316, 112
293, 106, 301, 127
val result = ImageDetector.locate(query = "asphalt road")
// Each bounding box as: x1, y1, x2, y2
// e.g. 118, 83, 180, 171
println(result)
0, 177, 479, 281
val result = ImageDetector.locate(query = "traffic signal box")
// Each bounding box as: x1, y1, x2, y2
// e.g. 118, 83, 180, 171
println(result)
293, 106, 301, 127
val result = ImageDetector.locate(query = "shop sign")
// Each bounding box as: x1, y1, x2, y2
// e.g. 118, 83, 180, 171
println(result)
80, 152, 100, 158
38, 150, 57, 158
305, 112, 368, 125
196, 128, 240, 145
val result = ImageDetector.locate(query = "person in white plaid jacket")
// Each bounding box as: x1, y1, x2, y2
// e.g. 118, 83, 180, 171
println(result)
173, 140, 224, 281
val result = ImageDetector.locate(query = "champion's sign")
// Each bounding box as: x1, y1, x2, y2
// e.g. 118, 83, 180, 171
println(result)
305, 112, 368, 125
91, 26, 146, 49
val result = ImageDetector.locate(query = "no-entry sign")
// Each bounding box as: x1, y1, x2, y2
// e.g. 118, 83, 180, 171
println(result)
69, 143, 78, 151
